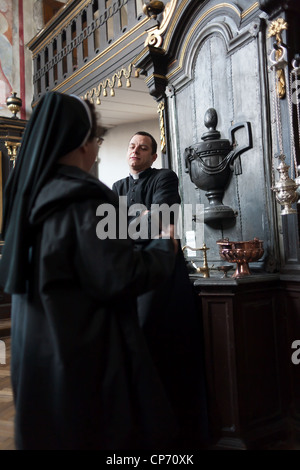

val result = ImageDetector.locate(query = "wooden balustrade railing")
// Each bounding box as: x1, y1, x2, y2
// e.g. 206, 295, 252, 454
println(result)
28, 0, 145, 102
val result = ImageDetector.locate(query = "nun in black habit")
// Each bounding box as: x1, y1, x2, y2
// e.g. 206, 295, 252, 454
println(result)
0, 92, 180, 450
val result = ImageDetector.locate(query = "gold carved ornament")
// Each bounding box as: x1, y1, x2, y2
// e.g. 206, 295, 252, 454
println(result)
157, 101, 166, 154
268, 18, 288, 99
82, 63, 139, 104
144, 0, 177, 48
4, 141, 21, 168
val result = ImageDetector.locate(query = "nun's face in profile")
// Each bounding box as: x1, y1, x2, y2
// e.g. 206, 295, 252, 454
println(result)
84, 137, 100, 171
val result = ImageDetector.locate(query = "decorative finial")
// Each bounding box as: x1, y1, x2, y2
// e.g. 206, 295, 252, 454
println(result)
143, 1, 165, 19
202, 108, 221, 141
6, 92, 22, 119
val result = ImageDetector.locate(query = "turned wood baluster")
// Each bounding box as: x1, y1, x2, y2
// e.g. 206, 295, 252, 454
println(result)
56, 33, 64, 83
75, 15, 84, 66
86, 3, 95, 58
65, 23, 73, 77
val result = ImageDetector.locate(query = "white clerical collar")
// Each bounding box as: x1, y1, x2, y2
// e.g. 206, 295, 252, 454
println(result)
130, 170, 145, 180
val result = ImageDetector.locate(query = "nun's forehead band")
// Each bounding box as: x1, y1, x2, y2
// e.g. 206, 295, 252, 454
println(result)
70, 94, 92, 126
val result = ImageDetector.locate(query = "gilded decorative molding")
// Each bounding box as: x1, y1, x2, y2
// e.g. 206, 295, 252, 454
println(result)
268, 18, 288, 98
82, 63, 139, 104
144, 0, 177, 48
157, 101, 166, 153
0, 123, 25, 132
166, 2, 259, 80
145, 72, 167, 84
4, 141, 21, 167
241, 2, 259, 18
57, 29, 147, 95
164, 1, 242, 52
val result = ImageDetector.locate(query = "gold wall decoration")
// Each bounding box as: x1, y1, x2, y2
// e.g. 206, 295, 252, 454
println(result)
4, 141, 21, 168
82, 63, 137, 104
157, 101, 166, 153
144, 0, 177, 48
268, 18, 288, 99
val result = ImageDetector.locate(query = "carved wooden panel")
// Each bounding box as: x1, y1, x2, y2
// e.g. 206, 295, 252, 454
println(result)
165, 3, 279, 272
280, 280, 300, 441
196, 278, 289, 449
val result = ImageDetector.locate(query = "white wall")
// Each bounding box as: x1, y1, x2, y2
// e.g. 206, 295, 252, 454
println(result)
98, 118, 162, 189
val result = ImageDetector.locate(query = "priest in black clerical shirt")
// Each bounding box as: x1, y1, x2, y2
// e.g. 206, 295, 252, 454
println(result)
113, 131, 211, 450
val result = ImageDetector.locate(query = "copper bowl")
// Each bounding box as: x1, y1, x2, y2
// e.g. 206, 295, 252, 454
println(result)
216, 238, 264, 278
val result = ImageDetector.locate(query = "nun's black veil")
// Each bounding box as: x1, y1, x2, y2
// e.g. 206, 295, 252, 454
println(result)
0, 91, 92, 294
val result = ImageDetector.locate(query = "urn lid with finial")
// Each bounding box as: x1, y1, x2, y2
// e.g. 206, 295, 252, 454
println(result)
196, 108, 232, 156
6, 92, 22, 119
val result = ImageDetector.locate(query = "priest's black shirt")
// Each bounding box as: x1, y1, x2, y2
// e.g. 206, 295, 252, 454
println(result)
113, 166, 210, 449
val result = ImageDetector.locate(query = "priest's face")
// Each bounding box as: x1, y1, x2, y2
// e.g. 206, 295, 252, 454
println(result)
127, 134, 157, 174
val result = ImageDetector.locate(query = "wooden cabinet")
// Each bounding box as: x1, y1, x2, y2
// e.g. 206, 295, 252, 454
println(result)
192, 274, 292, 449
279, 278, 300, 444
